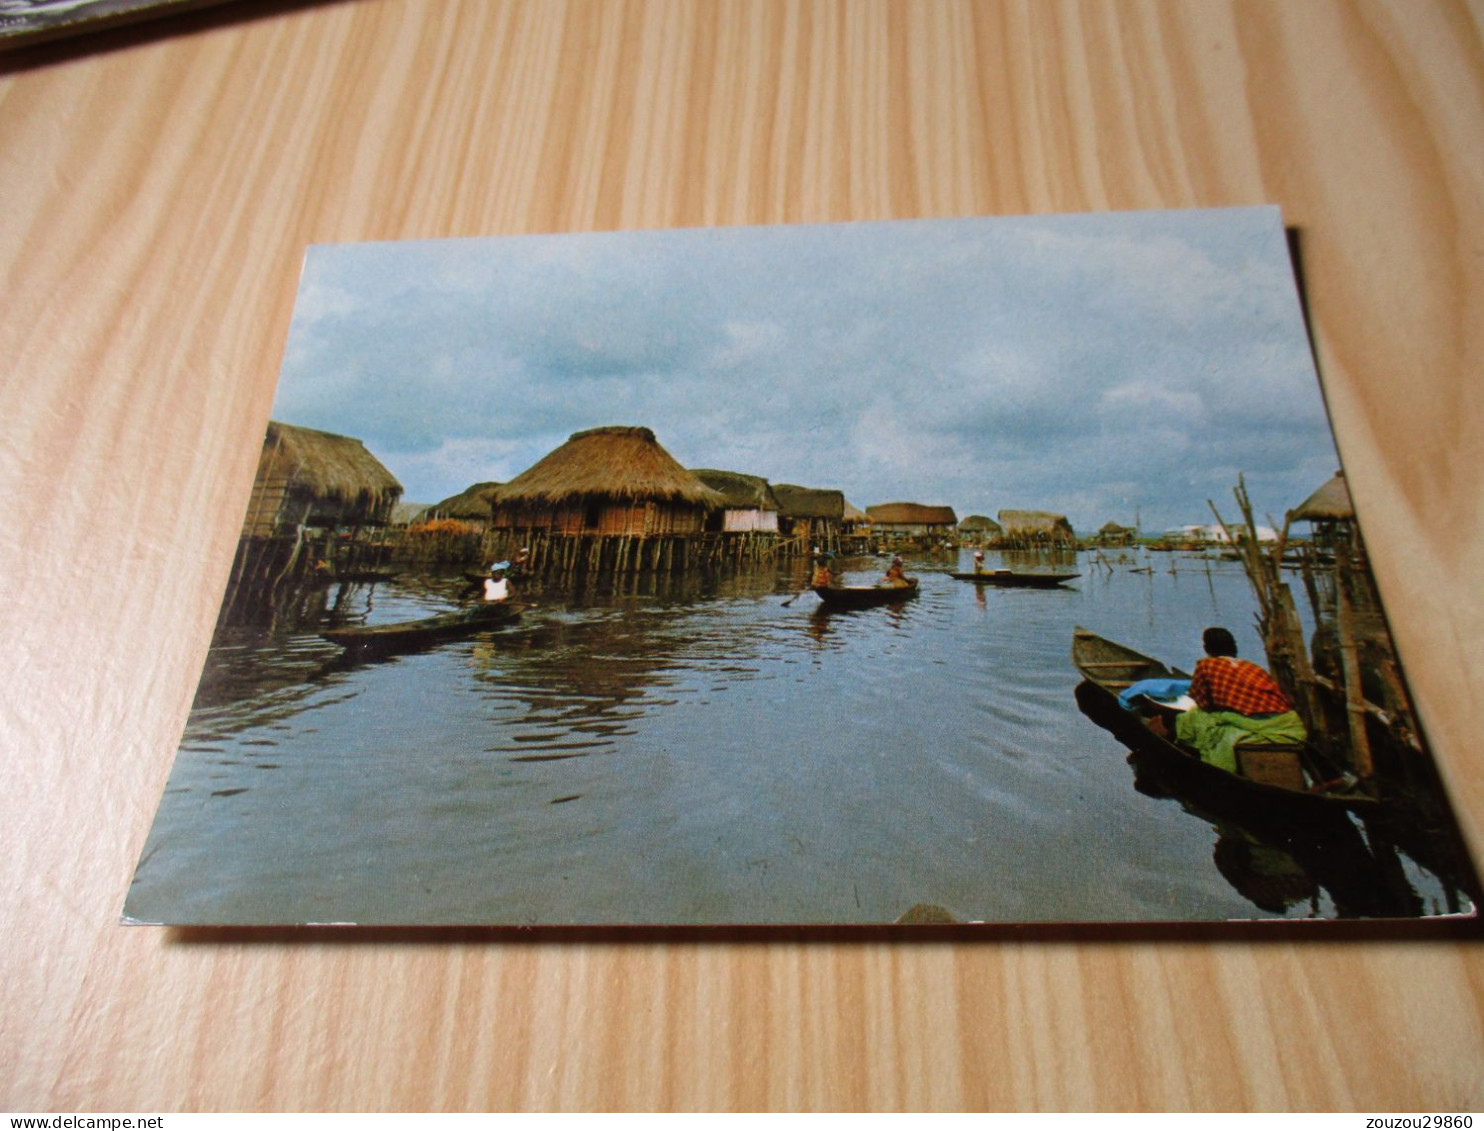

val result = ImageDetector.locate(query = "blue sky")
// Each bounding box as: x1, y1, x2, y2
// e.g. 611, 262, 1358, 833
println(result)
272, 208, 1339, 534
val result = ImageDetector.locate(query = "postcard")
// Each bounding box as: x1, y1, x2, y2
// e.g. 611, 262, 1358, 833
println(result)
125, 208, 1477, 925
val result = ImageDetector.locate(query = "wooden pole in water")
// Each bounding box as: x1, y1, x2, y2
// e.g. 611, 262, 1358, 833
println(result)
1334, 560, 1375, 778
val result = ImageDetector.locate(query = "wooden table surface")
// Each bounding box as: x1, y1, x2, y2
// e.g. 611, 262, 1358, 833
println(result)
3, 0, 1482, 1112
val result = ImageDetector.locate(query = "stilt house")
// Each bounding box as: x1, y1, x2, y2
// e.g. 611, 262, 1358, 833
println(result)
1095, 521, 1137, 547
490, 426, 721, 537
866, 502, 959, 538
773, 484, 847, 551
692, 469, 781, 532
241, 421, 402, 537
997, 509, 1076, 547
958, 515, 1003, 543
426, 481, 502, 527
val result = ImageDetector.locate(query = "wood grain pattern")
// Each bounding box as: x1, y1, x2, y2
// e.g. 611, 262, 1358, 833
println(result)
3, 0, 1482, 1111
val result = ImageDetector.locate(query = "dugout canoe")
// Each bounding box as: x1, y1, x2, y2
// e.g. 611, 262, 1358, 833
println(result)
1071, 627, 1378, 815
321, 601, 521, 657
952, 570, 1079, 588
813, 580, 920, 608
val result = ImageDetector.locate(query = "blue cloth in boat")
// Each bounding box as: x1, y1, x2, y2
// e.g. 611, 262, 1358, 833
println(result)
1117, 678, 1192, 711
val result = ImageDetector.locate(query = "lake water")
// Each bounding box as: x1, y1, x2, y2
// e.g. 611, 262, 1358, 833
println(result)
125, 550, 1471, 925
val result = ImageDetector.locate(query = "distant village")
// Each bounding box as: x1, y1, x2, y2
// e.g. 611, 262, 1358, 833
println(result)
231, 419, 1282, 602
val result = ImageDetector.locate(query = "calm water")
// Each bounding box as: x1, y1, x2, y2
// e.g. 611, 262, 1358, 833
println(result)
126, 550, 1470, 924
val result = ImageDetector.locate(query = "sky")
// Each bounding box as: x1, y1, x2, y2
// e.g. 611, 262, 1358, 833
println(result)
272, 207, 1340, 535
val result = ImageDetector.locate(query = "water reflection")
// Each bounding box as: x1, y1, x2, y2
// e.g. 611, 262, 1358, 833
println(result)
129, 551, 1473, 925
1125, 749, 1433, 918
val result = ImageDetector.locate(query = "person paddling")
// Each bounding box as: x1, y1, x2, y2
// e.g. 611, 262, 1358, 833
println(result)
882, 556, 913, 588
483, 562, 511, 603
782, 550, 834, 606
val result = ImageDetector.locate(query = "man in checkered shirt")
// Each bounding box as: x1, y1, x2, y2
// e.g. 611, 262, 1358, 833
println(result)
1188, 627, 1294, 716
1174, 626, 1306, 771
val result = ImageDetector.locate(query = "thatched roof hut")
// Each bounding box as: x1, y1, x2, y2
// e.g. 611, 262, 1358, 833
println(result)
692, 469, 779, 512
391, 501, 429, 525
491, 426, 721, 536
1096, 520, 1137, 545
1290, 472, 1354, 523
998, 509, 1076, 544
959, 514, 1003, 535
242, 421, 402, 536
692, 469, 781, 533
773, 484, 846, 522
867, 502, 958, 531
427, 481, 502, 522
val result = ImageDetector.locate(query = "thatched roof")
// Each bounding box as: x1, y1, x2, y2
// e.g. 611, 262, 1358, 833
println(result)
773, 484, 846, 521
1099, 521, 1135, 534
428, 481, 502, 520
692, 469, 779, 511
1290, 472, 1353, 522
391, 501, 429, 525
261, 421, 402, 506
959, 514, 1002, 533
495, 426, 721, 507
842, 499, 867, 522
868, 502, 958, 525
998, 509, 1075, 538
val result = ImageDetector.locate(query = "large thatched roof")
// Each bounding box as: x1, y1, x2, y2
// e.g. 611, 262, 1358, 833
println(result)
692, 469, 780, 511
1290, 472, 1353, 522
496, 426, 721, 507
773, 484, 846, 521
261, 421, 402, 505
867, 502, 958, 525
958, 514, 1002, 533
998, 509, 1075, 538
1099, 521, 1135, 534
429, 481, 502, 520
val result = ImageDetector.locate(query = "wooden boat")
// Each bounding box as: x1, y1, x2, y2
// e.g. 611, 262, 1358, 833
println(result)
952, 569, 1079, 588
813, 580, 919, 608
1071, 627, 1378, 815
321, 601, 521, 657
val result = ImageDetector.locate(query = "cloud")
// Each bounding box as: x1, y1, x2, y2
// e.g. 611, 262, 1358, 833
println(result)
271, 209, 1337, 532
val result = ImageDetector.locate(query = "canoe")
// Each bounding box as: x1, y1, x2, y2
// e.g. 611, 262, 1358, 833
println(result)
1071, 627, 1378, 815
321, 601, 521, 656
813, 580, 919, 608
952, 570, 1079, 587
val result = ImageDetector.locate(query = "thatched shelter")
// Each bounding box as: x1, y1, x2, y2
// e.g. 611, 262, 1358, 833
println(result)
391, 501, 430, 526
958, 514, 1003, 537
998, 509, 1076, 546
241, 421, 402, 537
1096, 521, 1137, 546
426, 481, 502, 524
1290, 471, 1353, 524
692, 469, 781, 533
491, 426, 721, 536
867, 502, 959, 536
773, 484, 847, 548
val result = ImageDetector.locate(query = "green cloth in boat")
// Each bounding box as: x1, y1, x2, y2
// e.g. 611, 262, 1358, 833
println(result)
1174, 708, 1307, 773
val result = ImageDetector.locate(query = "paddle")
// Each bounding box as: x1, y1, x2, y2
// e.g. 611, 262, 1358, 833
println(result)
780, 587, 813, 608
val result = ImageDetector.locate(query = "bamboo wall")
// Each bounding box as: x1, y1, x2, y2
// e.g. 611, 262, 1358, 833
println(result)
493, 499, 708, 537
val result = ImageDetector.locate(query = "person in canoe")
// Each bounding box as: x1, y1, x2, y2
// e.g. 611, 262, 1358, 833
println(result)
810, 550, 835, 588
483, 561, 512, 603
882, 556, 913, 588
1173, 626, 1306, 772
972, 550, 986, 574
